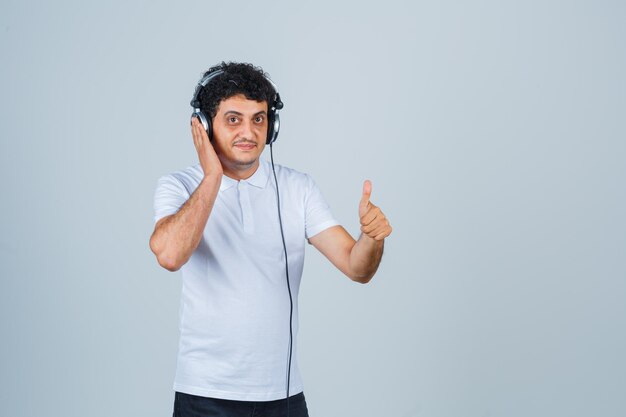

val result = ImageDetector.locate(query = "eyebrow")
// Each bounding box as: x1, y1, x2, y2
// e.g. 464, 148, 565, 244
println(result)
223, 110, 267, 117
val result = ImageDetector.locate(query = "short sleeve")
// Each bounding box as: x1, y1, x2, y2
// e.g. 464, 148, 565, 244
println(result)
153, 175, 191, 224
304, 174, 340, 239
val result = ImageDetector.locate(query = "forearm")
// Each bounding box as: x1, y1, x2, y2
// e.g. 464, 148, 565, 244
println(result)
150, 174, 221, 271
348, 233, 384, 283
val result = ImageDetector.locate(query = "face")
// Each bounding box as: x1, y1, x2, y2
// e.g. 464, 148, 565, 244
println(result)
211, 94, 268, 179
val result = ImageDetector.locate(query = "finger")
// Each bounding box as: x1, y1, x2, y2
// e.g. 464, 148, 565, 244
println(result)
360, 211, 378, 227
374, 229, 391, 240
361, 215, 385, 233
367, 223, 391, 239
191, 118, 201, 146
360, 205, 381, 226
196, 118, 209, 142
192, 118, 208, 148
359, 180, 372, 209
361, 220, 388, 236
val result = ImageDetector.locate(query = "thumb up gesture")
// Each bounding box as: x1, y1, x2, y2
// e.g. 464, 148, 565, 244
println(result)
359, 180, 392, 241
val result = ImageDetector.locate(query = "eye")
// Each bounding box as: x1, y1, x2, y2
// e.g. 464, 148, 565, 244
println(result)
228, 116, 239, 123
254, 115, 265, 123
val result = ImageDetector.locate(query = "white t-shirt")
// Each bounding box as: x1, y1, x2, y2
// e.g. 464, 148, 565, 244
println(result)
153, 158, 339, 401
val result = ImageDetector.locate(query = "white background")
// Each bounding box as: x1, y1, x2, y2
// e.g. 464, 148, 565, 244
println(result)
1, 1, 624, 416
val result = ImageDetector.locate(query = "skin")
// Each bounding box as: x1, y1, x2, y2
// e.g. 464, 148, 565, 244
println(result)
149, 94, 392, 282
308, 180, 392, 283
205, 94, 269, 180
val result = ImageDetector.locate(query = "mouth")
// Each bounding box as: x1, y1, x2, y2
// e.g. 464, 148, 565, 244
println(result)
233, 142, 257, 151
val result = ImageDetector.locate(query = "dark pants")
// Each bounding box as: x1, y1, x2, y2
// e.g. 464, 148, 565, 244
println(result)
173, 391, 310, 417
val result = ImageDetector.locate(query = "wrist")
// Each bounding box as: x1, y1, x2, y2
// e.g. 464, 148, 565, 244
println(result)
200, 173, 222, 190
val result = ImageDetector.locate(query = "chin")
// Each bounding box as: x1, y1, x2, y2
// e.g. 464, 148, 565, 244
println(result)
233, 156, 259, 167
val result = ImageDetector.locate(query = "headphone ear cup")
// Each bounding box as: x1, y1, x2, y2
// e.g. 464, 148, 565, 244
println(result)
193, 110, 213, 141
266, 110, 280, 145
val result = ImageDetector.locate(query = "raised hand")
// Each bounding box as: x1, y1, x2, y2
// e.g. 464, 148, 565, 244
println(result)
191, 116, 223, 178
359, 180, 392, 241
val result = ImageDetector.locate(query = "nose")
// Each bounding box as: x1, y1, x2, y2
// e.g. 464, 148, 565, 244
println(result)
238, 119, 255, 142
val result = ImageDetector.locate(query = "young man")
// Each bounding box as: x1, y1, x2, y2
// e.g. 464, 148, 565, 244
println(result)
149, 62, 392, 417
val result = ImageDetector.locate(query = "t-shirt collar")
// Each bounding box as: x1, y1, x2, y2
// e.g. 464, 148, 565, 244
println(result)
219, 159, 270, 192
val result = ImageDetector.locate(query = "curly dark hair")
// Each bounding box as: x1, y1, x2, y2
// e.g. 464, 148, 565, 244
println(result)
194, 61, 277, 121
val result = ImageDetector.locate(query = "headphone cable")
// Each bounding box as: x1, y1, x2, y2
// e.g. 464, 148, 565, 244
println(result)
270, 143, 293, 417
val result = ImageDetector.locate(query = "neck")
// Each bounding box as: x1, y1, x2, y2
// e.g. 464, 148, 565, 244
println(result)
221, 159, 260, 181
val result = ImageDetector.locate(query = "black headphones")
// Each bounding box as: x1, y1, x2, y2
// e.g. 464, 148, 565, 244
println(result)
190, 69, 284, 145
